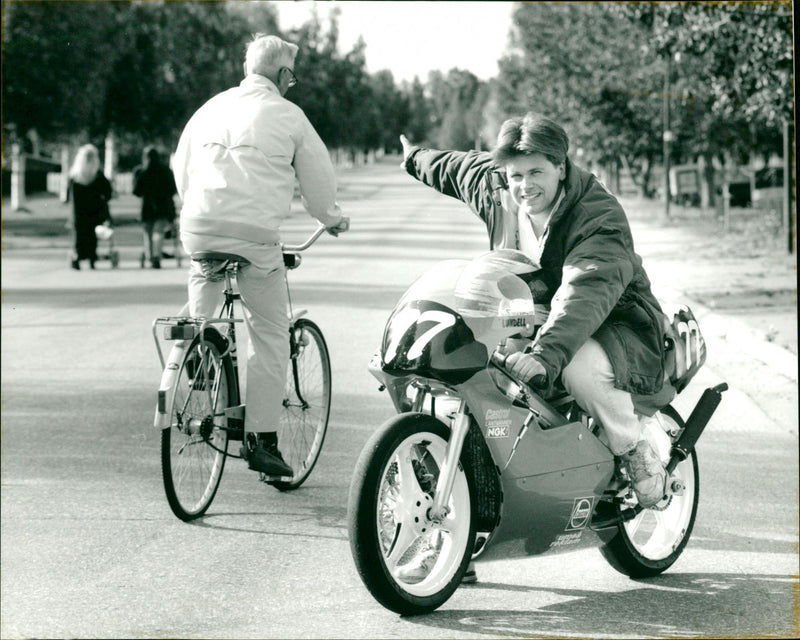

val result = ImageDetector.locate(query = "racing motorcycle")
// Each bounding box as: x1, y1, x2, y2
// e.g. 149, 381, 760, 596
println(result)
347, 250, 726, 615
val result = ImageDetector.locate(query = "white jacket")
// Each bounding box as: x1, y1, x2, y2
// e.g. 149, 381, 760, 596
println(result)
173, 74, 339, 245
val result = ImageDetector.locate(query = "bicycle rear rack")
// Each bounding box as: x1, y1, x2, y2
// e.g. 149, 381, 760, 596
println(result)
152, 316, 242, 369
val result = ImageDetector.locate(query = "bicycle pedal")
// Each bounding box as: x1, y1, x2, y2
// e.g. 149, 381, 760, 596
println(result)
259, 473, 292, 483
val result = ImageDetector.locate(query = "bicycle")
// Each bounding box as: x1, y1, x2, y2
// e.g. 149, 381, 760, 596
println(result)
152, 223, 334, 521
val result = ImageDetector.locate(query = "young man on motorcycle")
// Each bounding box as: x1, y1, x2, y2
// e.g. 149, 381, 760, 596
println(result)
400, 113, 675, 510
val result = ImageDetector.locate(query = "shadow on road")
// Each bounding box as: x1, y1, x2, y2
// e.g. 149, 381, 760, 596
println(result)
189, 503, 348, 541
407, 572, 796, 638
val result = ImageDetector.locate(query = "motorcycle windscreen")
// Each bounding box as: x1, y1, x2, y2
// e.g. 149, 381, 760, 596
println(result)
381, 257, 535, 385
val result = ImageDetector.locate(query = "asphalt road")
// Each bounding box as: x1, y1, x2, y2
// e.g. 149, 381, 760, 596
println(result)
2, 163, 798, 639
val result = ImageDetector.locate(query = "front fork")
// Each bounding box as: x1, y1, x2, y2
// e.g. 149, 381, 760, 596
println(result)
429, 399, 470, 522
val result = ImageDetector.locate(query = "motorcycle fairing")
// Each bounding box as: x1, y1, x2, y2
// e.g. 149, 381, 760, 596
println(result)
381, 300, 489, 385
379, 257, 536, 386
459, 370, 616, 558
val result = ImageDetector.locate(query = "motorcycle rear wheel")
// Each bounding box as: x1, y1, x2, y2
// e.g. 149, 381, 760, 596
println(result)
600, 405, 699, 577
347, 413, 475, 615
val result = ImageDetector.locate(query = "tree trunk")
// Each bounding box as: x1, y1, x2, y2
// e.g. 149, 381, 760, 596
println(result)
701, 152, 716, 208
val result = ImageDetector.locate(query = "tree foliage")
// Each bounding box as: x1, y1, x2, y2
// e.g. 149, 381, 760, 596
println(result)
493, 1, 793, 195
3, 0, 792, 184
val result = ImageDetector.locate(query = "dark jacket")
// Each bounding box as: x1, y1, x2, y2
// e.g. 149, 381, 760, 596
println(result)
133, 160, 177, 223
404, 147, 675, 413
69, 172, 112, 226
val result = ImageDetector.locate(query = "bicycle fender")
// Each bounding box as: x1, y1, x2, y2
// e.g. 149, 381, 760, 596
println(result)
154, 342, 187, 429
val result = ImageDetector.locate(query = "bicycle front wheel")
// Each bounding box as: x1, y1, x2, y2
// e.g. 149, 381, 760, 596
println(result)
161, 329, 236, 520
271, 318, 331, 491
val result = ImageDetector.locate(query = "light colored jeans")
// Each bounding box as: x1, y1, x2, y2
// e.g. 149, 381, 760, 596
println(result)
182, 231, 287, 434
561, 338, 647, 456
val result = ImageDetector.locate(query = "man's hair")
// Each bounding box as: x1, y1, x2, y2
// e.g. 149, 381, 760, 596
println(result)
244, 34, 299, 79
492, 112, 569, 167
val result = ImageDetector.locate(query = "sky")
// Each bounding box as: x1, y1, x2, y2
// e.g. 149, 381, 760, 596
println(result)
270, 1, 516, 82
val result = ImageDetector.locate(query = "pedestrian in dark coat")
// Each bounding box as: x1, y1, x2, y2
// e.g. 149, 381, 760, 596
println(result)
133, 147, 178, 268
67, 144, 112, 270
401, 112, 673, 509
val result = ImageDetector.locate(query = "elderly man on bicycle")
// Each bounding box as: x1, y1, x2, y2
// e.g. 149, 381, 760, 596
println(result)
173, 34, 348, 478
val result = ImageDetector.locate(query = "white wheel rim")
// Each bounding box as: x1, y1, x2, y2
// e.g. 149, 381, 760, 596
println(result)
376, 431, 471, 597
623, 413, 696, 560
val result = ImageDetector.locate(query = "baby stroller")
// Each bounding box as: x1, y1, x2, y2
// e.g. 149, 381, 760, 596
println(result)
95, 222, 121, 268
67, 219, 119, 269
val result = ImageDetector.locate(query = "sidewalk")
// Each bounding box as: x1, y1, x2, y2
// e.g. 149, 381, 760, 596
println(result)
620, 195, 797, 381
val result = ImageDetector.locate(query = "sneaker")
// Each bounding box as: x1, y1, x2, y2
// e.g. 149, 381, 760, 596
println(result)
395, 548, 439, 584
240, 433, 293, 477
461, 562, 478, 584
621, 439, 667, 508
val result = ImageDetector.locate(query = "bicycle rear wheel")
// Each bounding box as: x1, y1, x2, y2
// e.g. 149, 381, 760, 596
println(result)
270, 318, 331, 491
161, 329, 236, 520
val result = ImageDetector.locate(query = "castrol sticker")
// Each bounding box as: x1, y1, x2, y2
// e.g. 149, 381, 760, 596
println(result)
485, 408, 512, 438
567, 497, 594, 531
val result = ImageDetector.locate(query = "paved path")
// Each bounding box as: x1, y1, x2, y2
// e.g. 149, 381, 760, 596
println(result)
1, 160, 797, 639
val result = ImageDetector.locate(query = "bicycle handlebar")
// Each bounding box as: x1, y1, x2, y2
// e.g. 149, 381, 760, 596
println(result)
282, 217, 349, 252
282, 223, 328, 253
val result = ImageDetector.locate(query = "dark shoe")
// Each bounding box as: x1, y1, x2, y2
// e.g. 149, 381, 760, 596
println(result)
151, 258, 161, 269
241, 433, 293, 477
70, 259, 80, 270
89, 260, 96, 270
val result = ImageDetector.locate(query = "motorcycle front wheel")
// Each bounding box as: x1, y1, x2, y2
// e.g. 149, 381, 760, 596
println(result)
347, 413, 475, 615
599, 405, 699, 577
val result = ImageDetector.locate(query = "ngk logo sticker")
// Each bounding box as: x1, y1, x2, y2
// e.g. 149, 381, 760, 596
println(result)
485, 408, 511, 438
567, 497, 594, 530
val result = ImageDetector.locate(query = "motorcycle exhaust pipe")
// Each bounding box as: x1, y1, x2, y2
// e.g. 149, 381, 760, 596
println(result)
666, 382, 728, 474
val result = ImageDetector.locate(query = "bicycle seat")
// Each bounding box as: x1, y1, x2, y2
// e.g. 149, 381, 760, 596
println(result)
191, 251, 250, 266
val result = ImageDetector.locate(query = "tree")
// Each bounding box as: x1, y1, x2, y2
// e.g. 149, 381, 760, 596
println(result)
2, 0, 425, 162
3, 1, 125, 141
615, 1, 793, 163
403, 77, 433, 146
425, 69, 488, 150
2, 0, 276, 160
368, 70, 410, 153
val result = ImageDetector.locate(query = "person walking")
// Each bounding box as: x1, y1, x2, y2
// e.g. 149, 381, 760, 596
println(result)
66, 144, 112, 270
172, 34, 348, 479
133, 147, 178, 269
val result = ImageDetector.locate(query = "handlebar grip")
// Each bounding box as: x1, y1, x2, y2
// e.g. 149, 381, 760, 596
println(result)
490, 349, 548, 391
490, 350, 508, 368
